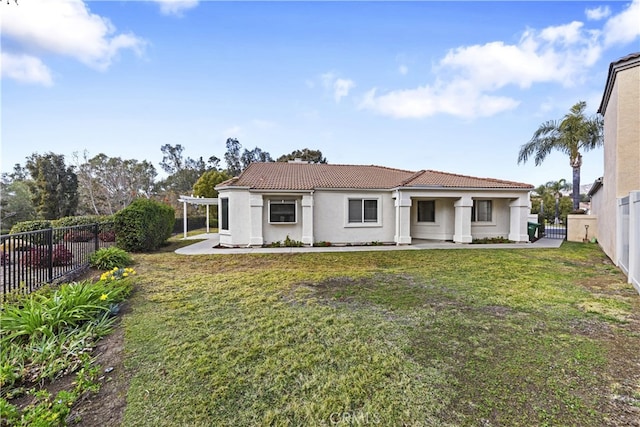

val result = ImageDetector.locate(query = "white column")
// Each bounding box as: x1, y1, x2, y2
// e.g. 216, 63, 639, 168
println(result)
394, 191, 412, 245
453, 196, 473, 243
301, 194, 314, 245
206, 204, 210, 234
249, 194, 264, 246
183, 200, 188, 239
509, 195, 530, 242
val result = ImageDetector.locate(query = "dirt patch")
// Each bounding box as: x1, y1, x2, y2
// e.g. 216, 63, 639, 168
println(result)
66, 320, 129, 426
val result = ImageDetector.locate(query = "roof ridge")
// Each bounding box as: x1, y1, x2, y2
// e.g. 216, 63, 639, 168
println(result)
401, 169, 427, 186
424, 169, 533, 187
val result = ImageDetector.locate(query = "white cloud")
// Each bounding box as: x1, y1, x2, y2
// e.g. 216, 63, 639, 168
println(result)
333, 78, 355, 103
603, 0, 640, 47
0, 0, 146, 84
586, 6, 611, 21
360, 82, 519, 119
321, 72, 355, 103
1, 52, 53, 86
360, 4, 639, 119
152, 0, 199, 17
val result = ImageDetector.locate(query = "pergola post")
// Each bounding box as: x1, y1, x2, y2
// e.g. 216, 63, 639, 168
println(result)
183, 200, 188, 239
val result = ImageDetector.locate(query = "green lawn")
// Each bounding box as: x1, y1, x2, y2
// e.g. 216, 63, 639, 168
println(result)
123, 242, 640, 426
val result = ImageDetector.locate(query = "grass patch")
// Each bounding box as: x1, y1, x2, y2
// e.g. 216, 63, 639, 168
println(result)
122, 243, 640, 426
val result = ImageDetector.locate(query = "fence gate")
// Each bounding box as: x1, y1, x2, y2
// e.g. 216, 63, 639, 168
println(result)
542, 216, 567, 240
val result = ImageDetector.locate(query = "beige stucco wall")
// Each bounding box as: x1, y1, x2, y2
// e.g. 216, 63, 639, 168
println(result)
567, 214, 599, 242
615, 68, 640, 198
597, 57, 640, 261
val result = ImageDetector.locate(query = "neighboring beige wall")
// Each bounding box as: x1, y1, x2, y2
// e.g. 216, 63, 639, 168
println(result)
597, 55, 640, 262
567, 215, 598, 242
616, 69, 640, 197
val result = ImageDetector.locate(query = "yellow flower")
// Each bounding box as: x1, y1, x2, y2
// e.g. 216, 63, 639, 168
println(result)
100, 293, 108, 301
123, 272, 128, 277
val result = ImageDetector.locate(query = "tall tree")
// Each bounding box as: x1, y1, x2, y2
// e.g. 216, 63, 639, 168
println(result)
0, 180, 37, 231
76, 152, 157, 215
277, 148, 327, 164
224, 138, 242, 177
518, 101, 603, 210
240, 147, 273, 170
158, 144, 218, 195
25, 152, 78, 219
192, 170, 231, 198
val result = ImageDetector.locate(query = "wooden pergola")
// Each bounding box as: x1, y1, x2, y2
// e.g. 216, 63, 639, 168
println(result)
177, 195, 218, 239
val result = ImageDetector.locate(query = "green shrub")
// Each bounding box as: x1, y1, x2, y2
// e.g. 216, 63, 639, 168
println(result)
9, 220, 52, 234
51, 215, 106, 228
284, 235, 303, 247
114, 198, 174, 252
90, 247, 133, 270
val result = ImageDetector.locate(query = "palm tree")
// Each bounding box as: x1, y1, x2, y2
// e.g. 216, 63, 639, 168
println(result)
518, 101, 603, 210
545, 179, 571, 224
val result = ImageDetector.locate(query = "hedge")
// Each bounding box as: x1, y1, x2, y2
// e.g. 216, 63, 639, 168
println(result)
114, 198, 174, 252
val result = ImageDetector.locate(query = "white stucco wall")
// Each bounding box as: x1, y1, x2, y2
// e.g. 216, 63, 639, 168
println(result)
471, 198, 511, 239
312, 190, 396, 244
262, 197, 303, 244
219, 187, 531, 246
410, 198, 455, 240
218, 188, 252, 247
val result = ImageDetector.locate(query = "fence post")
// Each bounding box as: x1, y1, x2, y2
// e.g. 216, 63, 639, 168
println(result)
47, 228, 53, 283
94, 223, 100, 252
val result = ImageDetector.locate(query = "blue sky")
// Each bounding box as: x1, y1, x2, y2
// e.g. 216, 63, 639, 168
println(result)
2, 0, 639, 189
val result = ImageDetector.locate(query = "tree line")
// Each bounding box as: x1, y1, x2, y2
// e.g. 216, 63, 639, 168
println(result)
0, 139, 327, 232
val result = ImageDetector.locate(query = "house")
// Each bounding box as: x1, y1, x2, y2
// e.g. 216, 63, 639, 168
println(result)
215, 162, 533, 247
588, 52, 640, 291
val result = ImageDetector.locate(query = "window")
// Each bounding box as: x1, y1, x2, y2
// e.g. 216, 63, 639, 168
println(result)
220, 198, 229, 230
269, 200, 296, 223
417, 200, 435, 222
348, 199, 378, 223
472, 200, 492, 222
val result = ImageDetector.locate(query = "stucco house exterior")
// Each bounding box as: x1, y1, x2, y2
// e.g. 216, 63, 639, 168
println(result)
215, 162, 533, 247
588, 52, 640, 291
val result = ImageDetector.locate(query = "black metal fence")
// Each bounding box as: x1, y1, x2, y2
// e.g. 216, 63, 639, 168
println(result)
540, 216, 567, 240
1, 223, 115, 297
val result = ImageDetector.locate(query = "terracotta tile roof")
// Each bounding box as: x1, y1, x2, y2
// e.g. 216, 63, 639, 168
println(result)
217, 162, 533, 190
402, 169, 534, 189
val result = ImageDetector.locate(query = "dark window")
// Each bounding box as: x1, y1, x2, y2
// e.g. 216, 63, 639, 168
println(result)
348, 199, 378, 223
472, 200, 492, 222
417, 200, 435, 222
220, 198, 229, 230
270, 200, 296, 223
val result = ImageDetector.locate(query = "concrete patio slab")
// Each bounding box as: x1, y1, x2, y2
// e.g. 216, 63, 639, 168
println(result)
175, 234, 564, 255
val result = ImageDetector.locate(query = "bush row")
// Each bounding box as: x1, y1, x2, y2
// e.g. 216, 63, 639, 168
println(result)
5, 199, 175, 253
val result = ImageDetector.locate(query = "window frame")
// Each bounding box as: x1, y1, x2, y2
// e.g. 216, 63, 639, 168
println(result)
268, 199, 297, 224
346, 197, 380, 226
220, 197, 229, 231
416, 200, 436, 223
472, 199, 492, 222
